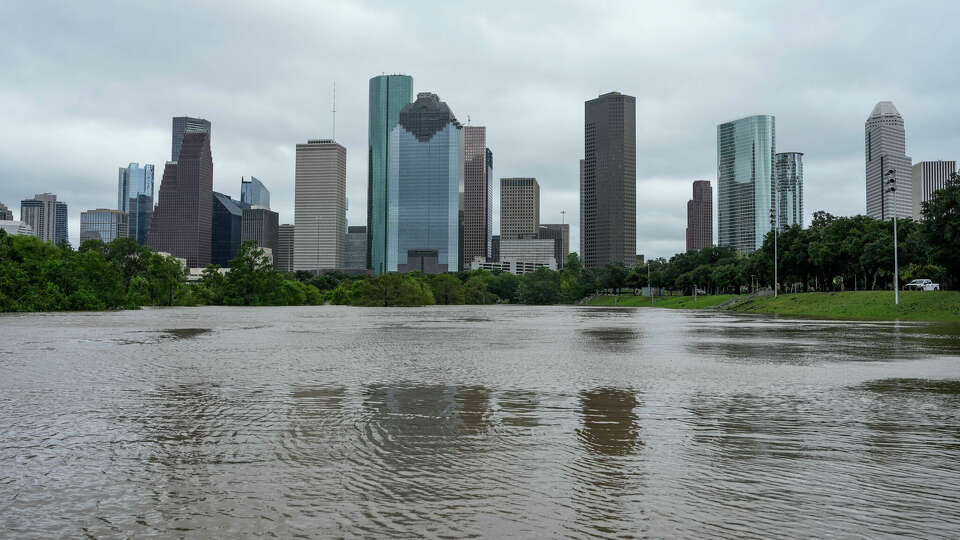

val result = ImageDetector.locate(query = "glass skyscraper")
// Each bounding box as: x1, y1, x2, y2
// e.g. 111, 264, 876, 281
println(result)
211, 192, 243, 267
171, 116, 211, 162
775, 152, 804, 230
717, 114, 775, 254
80, 209, 128, 244
240, 176, 270, 209
368, 74, 413, 274
117, 162, 154, 245
386, 92, 463, 273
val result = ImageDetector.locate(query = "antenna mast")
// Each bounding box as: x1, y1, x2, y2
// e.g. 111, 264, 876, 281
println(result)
332, 81, 337, 140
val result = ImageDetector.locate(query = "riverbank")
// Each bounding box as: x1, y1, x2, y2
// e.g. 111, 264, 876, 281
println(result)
587, 291, 960, 322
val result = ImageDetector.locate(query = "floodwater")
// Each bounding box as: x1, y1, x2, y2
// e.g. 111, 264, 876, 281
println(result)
2, 305, 960, 538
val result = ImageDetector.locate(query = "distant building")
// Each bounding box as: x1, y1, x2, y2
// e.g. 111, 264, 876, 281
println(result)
499, 238, 556, 265
491, 235, 500, 262
117, 162, 155, 245
538, 224, 570, 268
242, 206, 279, 256
240, 176, 270, 209
912, 160, 956, 219
276, 224, 295, 272
500, 177, 539, 240
148, 132, 213, 267
80, 209, 127, 244
0, 220, 33, 236
20, 193, 67, 245
635, 254, 644, 265
578, 158, 585, 257
775, 153, 803, 229
294, 139, 346, 271
470, 258, 556, 275
717, 114, 775, 254
865, 101, 912, 220
211, 192, 243, 267
686, 180, 713, 251
0, 202, 13, 220
171, 116, 211, 162
346, 225, 367, 270
463, 126, 493, 267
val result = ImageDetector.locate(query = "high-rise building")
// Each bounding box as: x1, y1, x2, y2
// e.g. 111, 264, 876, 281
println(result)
583, 92, 636, 267
538, 224, 570, 267
276, 224, 295, 273
463, 126, 493, 268
500, 177, 539, 241
578, 158, 584, 257
148, 132, 213, 267
80, 209, 127, 244
912, 160, 956, 219
242, 206, 279, 258
294, 139, 346, 271
171, 116, 211, 162
865, 101, 912, 220
117, 162, 155, 245
368, 74, 414, 274
717, 114, 775, 254
0, 202, 13, 220
491, 235, 500, 262
775, 153, 804, 229
686, 180, 713, 251
20, 193, 67, 245
345, 225, 367, 270
387, 92, 463, 274
211, 192, 243, 267
240, 176, 270, 209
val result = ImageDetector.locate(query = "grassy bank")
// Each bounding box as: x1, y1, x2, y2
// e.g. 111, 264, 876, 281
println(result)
587, 294, 735, 309
726, 291, 960, 322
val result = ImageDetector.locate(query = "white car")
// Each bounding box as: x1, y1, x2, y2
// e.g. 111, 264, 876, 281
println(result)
904, 279, 940, 291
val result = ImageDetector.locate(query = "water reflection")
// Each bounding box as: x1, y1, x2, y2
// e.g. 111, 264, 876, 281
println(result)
497, 390, 540, 428
579, 328, 642, 353
577, 388, 642, 456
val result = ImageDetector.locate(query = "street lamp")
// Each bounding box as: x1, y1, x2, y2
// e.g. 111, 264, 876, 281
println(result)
886, 169, 899, 305
769, 200, 778, 298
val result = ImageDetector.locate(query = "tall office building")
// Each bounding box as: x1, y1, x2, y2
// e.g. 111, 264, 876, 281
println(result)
500, 177, 539, 241
387, 92, 463, 273
368, 74, 414, 274
80, 209, 127, 243
240, 176, 270, 209
583, 92, 636, 267
20, 193, 67, 245
117, 162, 155, 245
211, 192, 243, 267
345, 225, 367, 270
578, 159, 584, 257
148, 132, 213, 267
463, 126, 493, 267
912, 160, 956, 219
865, 101, 912, 220
717, 114, 775, 254
538, 223, 570, 267
276, 224, 295, 272
0, 202, 13, 221
241, 206, 279, 257
686, 180, 713, 251
294, 139, 347, 271
171, 116, 211, 162
775, 152, 804, 229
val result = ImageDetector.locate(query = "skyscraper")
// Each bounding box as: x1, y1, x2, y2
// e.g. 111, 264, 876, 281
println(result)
345, 225, 367, 270
387, 92, 463, 273
211, 192, 243, 267
294, 139, 346, 271
686, 180, 713, 251
276, 224, 295, 272
171, 116, 211, 162
500, 177, 540, 241
368, 74, 414, 274
775, 152, 804, 229
463, 126, 493, 267
583, 92, 636, 267
717, 114, 775, 254
117, 162, 155, 245
240, 176, 270, 209
865, 101, 912, 220
538, 223, 570, 267
20, 193, 67, 245
912, 160, 956, 219
241, 206, 279, 256
148, 132, 213, 267
578, 158, 584, 257
80, 209, 127, 243
0, 202, 13, 221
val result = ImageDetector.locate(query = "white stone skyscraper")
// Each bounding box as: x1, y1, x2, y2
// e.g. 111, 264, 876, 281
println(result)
294, 139, 346, 271
865, 102, 912, 220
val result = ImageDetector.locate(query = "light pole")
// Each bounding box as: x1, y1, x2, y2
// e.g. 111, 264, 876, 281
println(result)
769, 201, 778, 298
886, 169, 899, 305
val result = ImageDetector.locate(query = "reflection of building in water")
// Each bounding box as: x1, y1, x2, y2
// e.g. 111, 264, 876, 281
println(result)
497, 390, 540, 428
579, 327, 642, 354
457, 386, 491, 434
577, 388, 641, 456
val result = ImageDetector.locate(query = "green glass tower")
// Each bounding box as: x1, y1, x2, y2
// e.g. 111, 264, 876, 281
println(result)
368, 74, 413, 274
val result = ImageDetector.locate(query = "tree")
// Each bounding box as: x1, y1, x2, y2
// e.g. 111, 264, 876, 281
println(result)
430, 274, 466, 305
922, 174, 960, 287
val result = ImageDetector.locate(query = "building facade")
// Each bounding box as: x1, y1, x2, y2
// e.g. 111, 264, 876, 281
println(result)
774, 152, 804, 229
491, 235, 500, 262
0, 220, 32, 236
0, 202, 13, 220
583, 92, 636, 267
500, 177, 539, 241
117, 162, 155, 245
346, 225, 367, 270
386, 92, 463, 274
470, 258, 556, 275
172, 116, 211, 162
463, 126, 493, 267
147, 132, 213, 267
368, 74, 414, 274
211, 192, 243, 267
717, 114, 775, 254
80, 209, 127, 244
538, 224, 570, 267
865, 101, 912, 220
20, 193, 67, 245
276, 224, 295, 272
686, 180, 713, 251
294, 139, 347, 271
912, 160, 956, 219
242, 207, 279, 257
498, 238, 556, 264
240, 176, 270, 209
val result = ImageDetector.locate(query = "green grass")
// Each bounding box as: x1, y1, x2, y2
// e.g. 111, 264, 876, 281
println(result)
586, 294, 735, 309
726, 290, 960, 322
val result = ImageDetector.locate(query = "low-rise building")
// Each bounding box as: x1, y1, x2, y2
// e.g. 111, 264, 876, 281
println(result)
470, 257, 556, 275
0, 220, 33, 236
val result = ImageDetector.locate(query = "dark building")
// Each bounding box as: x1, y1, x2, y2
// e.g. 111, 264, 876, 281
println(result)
397, 249, 445, 274
211, 192, 242, 267
171, 116, 211, 162
21, 193, 67, 245
241, 206, 279, 257
346, 225, 367, 270
148, 132, 213, 267
276, 224, 295, 272
491, 235, 500, 262
463, 126, 493, 268
538, 224, 570, 268
0, 201, 12, 220
582, 91, 636, 268
686, 180, 713, 251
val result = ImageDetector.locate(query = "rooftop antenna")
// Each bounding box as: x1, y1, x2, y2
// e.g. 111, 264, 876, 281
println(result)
561, 210, 566, 225
331, 81, 337, 141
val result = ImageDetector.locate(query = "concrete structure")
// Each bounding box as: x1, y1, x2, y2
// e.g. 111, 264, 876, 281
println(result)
386, 92, 463, 274
211, 192, 243, 267
368, 74, 414, 273
470, 257, 557, 274
463, 126, 493, 267
20, 193, 67, 245
538, 224, 570, 268
171, 116, 211, 161
346, 225, 367, 270
775, 153, 804, 229
686, 180, 713, 251
242, 206, 279, 256
0, 220, 33, 236
276, 224, 295, 272
499, 238, 556, 264
500, 177, 539, 241
117, 162, 155, 245
912, 160, 956, 219
865, 101, 912, 220
147, 132, 213, 267
240, 176, 270, 209
717, 114, 775, 254
583, 92, 636, 267
294, 139, 347, 271
79, 209, 127, 243
0, 202, 14, 220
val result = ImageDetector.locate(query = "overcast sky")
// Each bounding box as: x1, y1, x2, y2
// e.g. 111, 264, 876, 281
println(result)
2, 1, 958, 259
